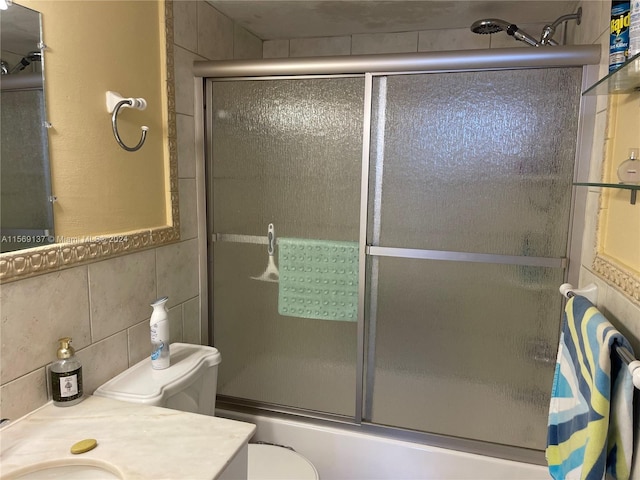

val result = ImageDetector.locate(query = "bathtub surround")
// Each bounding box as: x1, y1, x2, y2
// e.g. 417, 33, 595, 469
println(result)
0, 1, 261, 421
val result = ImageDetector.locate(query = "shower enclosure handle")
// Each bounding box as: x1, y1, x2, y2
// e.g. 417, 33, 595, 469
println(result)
267, 223, 275, 255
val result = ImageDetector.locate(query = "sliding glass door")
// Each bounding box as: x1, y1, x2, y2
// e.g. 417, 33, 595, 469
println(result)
207, 66, 583, 450
365, 69, 582, 449
208, 77, 365, 416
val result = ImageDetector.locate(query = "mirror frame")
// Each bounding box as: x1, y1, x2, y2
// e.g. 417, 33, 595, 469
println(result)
0, 0, 179, 284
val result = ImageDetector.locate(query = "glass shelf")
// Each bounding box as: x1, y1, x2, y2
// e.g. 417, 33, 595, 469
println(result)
573, 182, 639, 204
582, 52, 640, 95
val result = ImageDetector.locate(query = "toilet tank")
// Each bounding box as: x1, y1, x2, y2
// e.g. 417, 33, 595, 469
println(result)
94, 343, 221, 416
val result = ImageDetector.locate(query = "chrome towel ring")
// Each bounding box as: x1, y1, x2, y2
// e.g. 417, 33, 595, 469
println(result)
106, 91, 149, 152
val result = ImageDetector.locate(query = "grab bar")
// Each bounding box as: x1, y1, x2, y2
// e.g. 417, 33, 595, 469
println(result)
560, 283, 640, 389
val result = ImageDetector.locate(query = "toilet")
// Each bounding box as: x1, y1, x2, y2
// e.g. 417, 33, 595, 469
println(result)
94, 343, 319, 480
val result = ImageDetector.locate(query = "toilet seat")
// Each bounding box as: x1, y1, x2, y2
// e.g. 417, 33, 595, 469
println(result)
248, 444, 319, 480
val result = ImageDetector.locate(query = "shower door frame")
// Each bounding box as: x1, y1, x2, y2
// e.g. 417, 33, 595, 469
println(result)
198, 46, 601, 464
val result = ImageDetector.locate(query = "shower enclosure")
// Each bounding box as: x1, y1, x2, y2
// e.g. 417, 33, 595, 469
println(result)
200, 46, 598, 461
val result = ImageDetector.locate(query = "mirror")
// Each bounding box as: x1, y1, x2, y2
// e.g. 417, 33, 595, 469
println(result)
0, 0, 179, 283
0, 3, 54, 253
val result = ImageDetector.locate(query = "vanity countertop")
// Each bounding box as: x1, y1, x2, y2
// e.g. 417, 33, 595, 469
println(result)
0, 395, 256, 479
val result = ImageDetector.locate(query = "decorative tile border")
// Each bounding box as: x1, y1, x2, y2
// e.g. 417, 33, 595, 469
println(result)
0, 0, 179, 284
593, 254, 640, 306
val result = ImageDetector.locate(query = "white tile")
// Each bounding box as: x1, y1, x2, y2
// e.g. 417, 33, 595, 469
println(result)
179, 178, 198, 241
177, 113, 196, 179
183, 296, 201, 344
168, 303, 184, 344
0, 369, 48, 420
578, 266, 611, 305
290, 36, 351, 57
197, 2, 233, 60
174, 46, 204, 116
173, 0, 198, 53
263, 40, 289, 58
419, 28, 488, 52
580, 190, 602, 269
589, 110, 608, 183
88, 250, 156, 342
603, 286, 640, 352
127, 319, 151, 366
0, 267, 90, 384
573, 1, 607, 45
156, 239, 199, 309
352, 32, 417, 55
234, 24, 263, 59
76, 332, 128, 395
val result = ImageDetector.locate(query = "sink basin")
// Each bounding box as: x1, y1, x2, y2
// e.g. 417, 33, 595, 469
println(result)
3, 459, 123, 479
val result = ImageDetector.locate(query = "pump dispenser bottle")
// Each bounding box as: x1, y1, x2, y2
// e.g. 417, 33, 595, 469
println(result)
50, 337, 84, 406
150, 296, 170, 369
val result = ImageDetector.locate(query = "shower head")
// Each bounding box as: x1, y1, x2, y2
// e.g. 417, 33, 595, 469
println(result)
7, 51, 42, 74
470, 18, 512, 35
471, 8, 582, 47
470, 18, 540, 46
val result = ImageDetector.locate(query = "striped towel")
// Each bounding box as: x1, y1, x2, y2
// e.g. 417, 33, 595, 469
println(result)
546, 295, 634, 480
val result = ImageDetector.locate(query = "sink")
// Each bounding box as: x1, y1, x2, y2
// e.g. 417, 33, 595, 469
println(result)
2, 459, 123, 479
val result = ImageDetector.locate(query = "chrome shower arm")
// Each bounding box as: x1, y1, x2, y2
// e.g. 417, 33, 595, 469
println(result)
540, 7, 582, 45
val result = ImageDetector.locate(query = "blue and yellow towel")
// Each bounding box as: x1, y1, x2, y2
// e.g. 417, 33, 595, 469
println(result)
278, 238, 358, 321
546, 295, 634, 480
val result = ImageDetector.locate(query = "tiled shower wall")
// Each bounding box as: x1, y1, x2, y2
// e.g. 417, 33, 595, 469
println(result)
262, 21, 552, 57
0, 1, 262, 421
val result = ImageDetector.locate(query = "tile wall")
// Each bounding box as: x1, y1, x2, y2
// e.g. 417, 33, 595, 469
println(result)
0, 1, 262, 421
263, 22, 551, 58
574, 2, 640, 475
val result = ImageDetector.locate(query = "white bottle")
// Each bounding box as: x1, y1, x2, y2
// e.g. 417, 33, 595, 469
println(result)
50, 337, 84, 406
150, 296, 170, 369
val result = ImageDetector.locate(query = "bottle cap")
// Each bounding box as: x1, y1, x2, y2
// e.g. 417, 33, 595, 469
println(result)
150, 296, 169, 308
57, 337, 75, 359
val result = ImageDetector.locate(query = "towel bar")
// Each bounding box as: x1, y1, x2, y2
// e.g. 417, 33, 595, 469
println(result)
560, 283, 640, 389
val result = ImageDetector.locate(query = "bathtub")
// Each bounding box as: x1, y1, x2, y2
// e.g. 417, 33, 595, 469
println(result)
217, 408, 549, 480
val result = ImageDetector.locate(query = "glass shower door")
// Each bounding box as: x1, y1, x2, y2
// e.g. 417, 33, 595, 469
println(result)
365, 68, 582, 449
208, 77, 365, 417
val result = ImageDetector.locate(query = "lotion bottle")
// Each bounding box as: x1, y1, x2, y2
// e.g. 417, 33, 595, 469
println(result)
50, 337, 84, 406
150, 296, 170, 369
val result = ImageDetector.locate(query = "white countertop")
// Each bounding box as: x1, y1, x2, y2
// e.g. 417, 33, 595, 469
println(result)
0, 395, 256, 479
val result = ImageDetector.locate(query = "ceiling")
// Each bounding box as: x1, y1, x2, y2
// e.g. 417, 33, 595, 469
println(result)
206, 1, 579, 40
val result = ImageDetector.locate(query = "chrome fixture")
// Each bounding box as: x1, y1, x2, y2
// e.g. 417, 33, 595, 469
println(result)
7, 51, 42, 74
106, 91, 149, 152
470, 8, 582, 47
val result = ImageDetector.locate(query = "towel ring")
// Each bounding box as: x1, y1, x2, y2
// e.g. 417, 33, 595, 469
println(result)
111, 100, 149, 152
106, 91, 149, 152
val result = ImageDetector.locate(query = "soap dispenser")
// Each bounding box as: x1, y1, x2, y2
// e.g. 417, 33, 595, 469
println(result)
50, 337, 84, 406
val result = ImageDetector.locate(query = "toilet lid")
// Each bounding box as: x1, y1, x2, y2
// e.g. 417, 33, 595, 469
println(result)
248, 444, 319, 480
